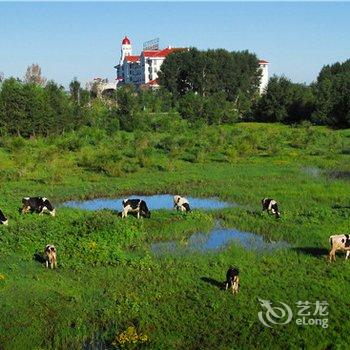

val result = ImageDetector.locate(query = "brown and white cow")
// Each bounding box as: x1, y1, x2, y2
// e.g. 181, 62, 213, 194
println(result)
44, 244, 57, 269
225, 266, 240, 294
328, 234, 350, 262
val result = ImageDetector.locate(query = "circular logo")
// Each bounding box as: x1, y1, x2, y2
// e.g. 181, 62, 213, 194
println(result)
258, 299, 293, 328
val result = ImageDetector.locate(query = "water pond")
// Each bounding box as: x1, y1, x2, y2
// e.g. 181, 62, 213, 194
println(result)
151, 224, 290, 255
62, 194, 234, 211
62, 195, 289, 254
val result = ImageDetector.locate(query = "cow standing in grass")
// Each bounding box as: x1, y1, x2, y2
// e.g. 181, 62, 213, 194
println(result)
122, 199, 151, 219
329, 234, 350, 262
21, 197, 56, 217
225, 266, 240, 294
44, 244, 57, 269
0, 209, 8, 225
262, 198, 281, 218
173, 195, 191, 212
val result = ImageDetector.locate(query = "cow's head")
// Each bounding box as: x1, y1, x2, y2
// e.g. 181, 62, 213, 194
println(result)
141, 210, 151, 218
21, 205, 31, 214
183, 203, 191, 212
0, 210, 7, 225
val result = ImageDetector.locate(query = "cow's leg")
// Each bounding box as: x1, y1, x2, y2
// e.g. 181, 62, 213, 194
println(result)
346, 251, 350, 260
137, 211, 140, 219
328, 249, 333, 262
234, 277, 240, 293
50, 208, 56, 217
41, 206, 49, 215
45, 260, 49, 268
122, 208, 128, 218
329, 248, 336, 262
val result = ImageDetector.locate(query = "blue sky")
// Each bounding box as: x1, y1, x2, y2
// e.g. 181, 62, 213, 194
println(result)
0, 2, 349, 87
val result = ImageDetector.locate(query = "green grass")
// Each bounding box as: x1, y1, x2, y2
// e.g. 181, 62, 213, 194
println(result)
0, 123, 350, 349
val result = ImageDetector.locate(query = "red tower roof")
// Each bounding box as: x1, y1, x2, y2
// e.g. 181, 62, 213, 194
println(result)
122, 36, 131, 45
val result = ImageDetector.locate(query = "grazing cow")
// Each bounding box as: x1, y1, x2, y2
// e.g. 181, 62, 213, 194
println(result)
328, 234, 350, 262
225, 266, 240, 294
0, 209, 8, 225
262, 198, 281, 218
173, 195, 191, 212
122, 199, 151, 219
44, 244, 57, 269
21, 197, 56, 216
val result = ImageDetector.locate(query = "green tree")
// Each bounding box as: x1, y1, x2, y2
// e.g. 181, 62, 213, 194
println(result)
158, 48, 261, 118
117, 85, 141, 131
254, 76, 315, 124
313, 59, 350, 127
0, 78, 27, 136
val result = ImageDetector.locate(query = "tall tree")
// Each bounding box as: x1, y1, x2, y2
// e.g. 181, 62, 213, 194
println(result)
0, 78, 27, 136
69, 78, 81, 104
313, 59, 350, 127
24, 63, 46, 86
158, 48, 261, 117
254, 76, 315, 123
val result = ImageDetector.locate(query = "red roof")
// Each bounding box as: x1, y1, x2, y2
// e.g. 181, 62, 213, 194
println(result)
143, 47, 183, 58
125, 55, 140, 62
258, 60, 269, 64
146, 79, 159, 86
122, 36, 131, 45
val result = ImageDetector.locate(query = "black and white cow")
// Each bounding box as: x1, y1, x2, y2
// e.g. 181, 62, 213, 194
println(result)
122, 199, 151, 219
0, 209, 8, 225
21, 197, 56, 216
225, 266, 240, 294
329, 234, 350, 262
173, 195, 191, 212
262, 198, 281, 218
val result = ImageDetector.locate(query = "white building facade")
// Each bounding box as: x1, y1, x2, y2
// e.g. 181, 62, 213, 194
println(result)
258, 60, 269, 94
115, 36, 269, 93
115, 36, 182, 88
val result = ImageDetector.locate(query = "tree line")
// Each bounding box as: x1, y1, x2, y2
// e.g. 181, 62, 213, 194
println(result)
159, 49, 350, 128
0, 52, 349, 138
254, 59, 350, 128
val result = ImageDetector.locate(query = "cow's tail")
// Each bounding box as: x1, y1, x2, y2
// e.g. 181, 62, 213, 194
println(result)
329, 236, 333, 246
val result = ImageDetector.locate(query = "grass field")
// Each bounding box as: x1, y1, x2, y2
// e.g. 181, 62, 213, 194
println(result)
0, 123, 350, 349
